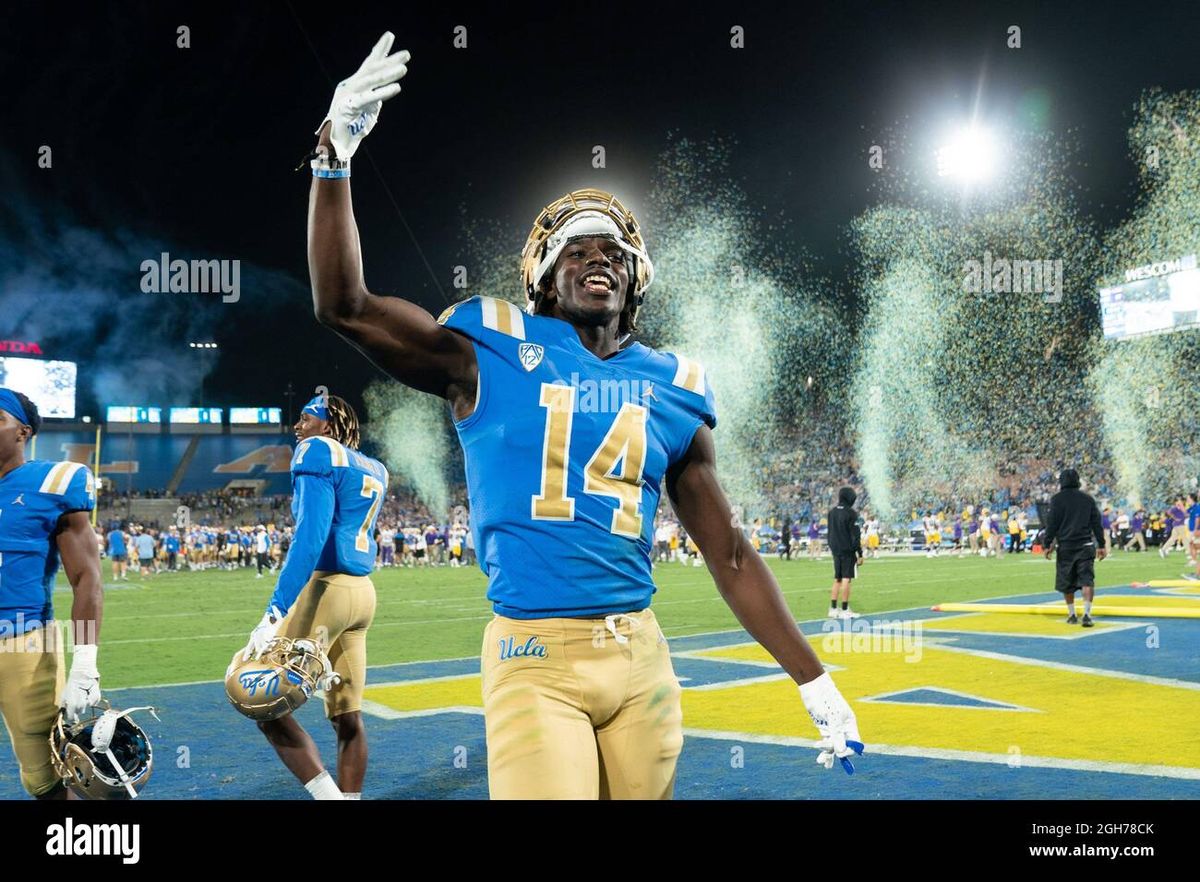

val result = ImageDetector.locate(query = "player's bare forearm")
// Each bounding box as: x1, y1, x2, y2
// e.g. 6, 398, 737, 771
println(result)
307, 128, 368, 325
58, 512, 103, 643
306, 126, 477, 406
667, 427, 825, 684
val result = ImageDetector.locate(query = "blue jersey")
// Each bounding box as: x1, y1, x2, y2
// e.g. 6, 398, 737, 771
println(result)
107, 529, 126, 556
268, 436, 389, 614
439, 296, 717, 619
0, 461, 96, 634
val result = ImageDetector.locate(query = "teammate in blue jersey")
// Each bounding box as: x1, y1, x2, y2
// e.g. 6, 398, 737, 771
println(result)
306, 33, 862, 798
237, 393, 388, 800
106, 524, 128, 581
0, 388, 104, 799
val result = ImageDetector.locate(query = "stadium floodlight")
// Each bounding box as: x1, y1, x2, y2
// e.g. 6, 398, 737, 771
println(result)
188, 342, 219, 349
935, 126, 999, 182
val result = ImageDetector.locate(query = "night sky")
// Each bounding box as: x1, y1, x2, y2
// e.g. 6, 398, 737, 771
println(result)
4, 0, 1200, 418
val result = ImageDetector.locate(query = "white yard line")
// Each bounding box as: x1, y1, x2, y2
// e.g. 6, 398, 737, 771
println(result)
680, 728, 1200, 780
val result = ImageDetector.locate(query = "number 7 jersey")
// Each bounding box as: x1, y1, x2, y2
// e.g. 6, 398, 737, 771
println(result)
439, 296, 717, 619
267, 435, 389, 615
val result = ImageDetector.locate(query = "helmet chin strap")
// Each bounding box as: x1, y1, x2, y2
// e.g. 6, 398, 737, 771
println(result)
106, 747, 137, 798
90, 706, 159, 799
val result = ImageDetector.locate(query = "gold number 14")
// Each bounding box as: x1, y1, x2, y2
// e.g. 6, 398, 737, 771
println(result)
531, 383, 648, 537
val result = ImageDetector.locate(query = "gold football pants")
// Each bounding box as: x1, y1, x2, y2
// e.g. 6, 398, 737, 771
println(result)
481, 607, 683, 800
0, 625, 65, 796
278, 571, 376, 718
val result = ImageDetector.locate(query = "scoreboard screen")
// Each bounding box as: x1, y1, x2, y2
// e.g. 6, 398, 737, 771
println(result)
0, 357, 77, 418
1100, 259, 1200, 340
169, 407, 223, 424
106, 406, 162, 423
229, 407, 282, 424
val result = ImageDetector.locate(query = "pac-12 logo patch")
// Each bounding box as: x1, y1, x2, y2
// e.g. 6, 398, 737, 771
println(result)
518, 343, 544, 372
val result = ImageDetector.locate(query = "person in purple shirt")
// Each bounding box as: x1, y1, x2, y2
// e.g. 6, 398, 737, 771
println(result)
1161, 498, 1189, 558
424, 526, 441, 565
967, 514, 980, 555
1100, 507, 1113, 556
952, 519, 964, 557
989, 514, 1003, 556
1124, 509, 1146, 552
807, 520, 822, 560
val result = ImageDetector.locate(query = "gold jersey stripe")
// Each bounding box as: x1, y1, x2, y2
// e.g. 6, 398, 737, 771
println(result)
437, 301, 463, 325
40, 461, 84, 495
481, 297, 526, 340
308, 435, 349, 467
670, 354, 707, 395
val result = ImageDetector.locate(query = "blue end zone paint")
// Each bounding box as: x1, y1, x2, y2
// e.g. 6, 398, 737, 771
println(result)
3, 683, 1197, 800
674, 736, 1200, 800
671, 656, 784, 687
9, 690, 1194, 800
940, 622, 1200, 681
863, 688, 1028, 709
2, 585, 1196, 800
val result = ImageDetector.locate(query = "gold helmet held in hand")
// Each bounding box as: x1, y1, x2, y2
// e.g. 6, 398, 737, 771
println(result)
225, 636, 337, 722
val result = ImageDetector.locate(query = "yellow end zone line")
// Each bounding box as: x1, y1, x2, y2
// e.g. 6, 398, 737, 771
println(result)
684, 632, 1200, 692
913, 614, 1148, 641
932, 602, 1200, 618
681, 728, 1200, 781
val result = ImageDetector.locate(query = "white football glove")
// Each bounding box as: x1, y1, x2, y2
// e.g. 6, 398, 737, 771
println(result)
317, 31, 411, 160
242, 606, 285, 662
63, 644, 101, 723
799, 672, 865, 774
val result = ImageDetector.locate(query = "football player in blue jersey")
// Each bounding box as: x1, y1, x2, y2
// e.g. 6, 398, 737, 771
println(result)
235, 393, 388, 800
0, 388, 104, 799
305, 33, 863, 798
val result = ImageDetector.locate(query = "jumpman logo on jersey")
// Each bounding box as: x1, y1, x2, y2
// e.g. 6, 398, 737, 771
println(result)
11, 494, 24, 506
643, 383, 657, 403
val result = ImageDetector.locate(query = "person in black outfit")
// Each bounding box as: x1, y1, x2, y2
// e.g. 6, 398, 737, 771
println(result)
780, 515, 792, 561
827, 487, 864, 619
1042, 468, 1107, 627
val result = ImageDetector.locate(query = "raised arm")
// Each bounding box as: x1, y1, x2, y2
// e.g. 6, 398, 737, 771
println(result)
306, 33, 477, 417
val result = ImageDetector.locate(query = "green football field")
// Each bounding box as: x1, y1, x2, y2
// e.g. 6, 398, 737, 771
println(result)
62, 549, 1191, 689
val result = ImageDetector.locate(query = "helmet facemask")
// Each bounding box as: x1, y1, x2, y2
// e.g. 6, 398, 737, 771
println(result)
520, 189, 654, 336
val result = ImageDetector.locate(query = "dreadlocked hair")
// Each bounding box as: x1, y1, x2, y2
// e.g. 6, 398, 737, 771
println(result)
324, 395, 361, 450
532, 280, 640, 336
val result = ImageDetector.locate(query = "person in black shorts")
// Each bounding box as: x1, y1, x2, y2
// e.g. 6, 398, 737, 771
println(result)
1042, 468, 1107, 627
827, 486, 864, 620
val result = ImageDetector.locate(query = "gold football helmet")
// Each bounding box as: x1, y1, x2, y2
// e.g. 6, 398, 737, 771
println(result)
49, 702, 158, 799
225, 636, 337, 722
519, 188, 654, 325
